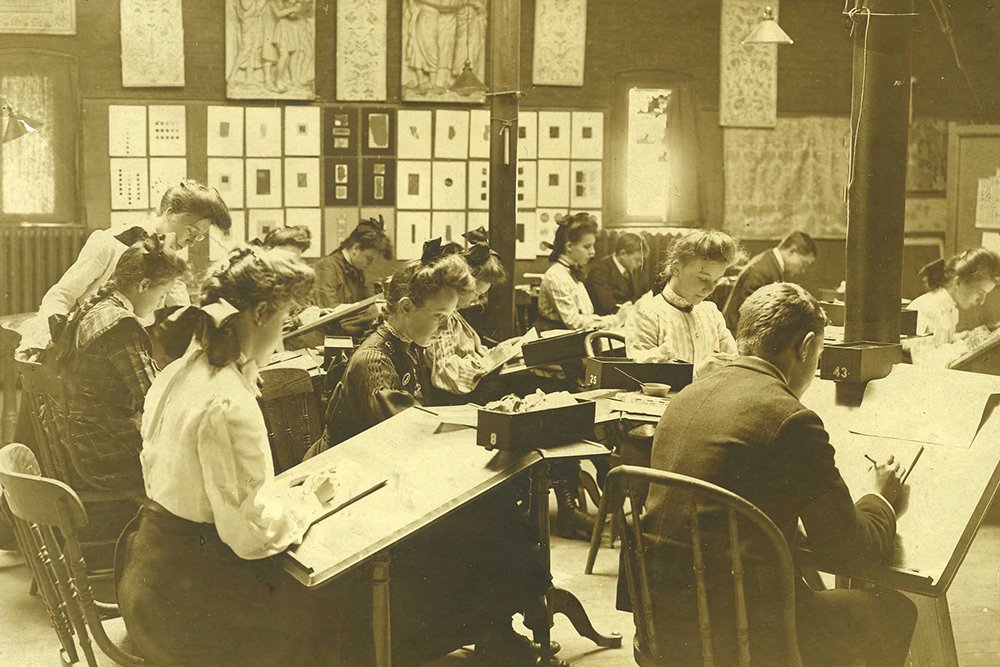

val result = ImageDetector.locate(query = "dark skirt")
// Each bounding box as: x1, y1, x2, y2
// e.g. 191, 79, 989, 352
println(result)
116, 489, 547, 667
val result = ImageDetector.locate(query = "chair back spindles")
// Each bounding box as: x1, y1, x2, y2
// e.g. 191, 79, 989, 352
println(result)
728, 509, 751, 667
259, 367, 321, 472
690, 503, 716, 667
607, 465, 803, 667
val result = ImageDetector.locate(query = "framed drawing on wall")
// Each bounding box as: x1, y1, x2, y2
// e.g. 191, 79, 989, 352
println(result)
0, 0, 75, 34
401, 0, 488, 104
226, 0, 316, 100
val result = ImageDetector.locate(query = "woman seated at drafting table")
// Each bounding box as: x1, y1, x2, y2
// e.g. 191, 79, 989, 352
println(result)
311, 215, 393, 338
625, 229, 743, 378
308, 250, 562, 667
905, 248, 1000, 367
44, 235, 187, 493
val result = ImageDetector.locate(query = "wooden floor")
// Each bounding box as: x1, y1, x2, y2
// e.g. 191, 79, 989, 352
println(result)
4, 503, 1000, 666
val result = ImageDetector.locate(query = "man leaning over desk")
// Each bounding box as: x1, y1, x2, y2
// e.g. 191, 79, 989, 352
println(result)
621, 282, 917, 667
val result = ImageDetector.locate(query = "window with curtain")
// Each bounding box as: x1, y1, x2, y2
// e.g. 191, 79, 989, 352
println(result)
0, 50, 79, 224
611, 72, 702, 227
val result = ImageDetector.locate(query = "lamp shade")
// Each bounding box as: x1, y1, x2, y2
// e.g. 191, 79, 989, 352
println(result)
743, 6, 793, 45
3, 111, 42, 143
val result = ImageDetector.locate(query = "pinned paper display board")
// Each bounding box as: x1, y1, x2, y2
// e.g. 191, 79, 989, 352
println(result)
538, 111, 571, 159
284, 157, 321, 207
208, 158, 245, 209
246, 108, 282, 157
517, 111, 538, 160
396, 211, 432, 260
149, 157, 188, 209
362, 159, 396, 207
284, 106, 321, 156
468, 161, 490, 210
207, 106, 244, 156
397, 160, 432, 210
517, 161, 537, 209
245, 158, 282, 208
397, 110, 432, 159
570, 161, 602, 209
210, 210, 247, 261
362, 109, 395, 155
323, 159, 359, 206
109, 106, 147, 157
537, 160, 571, 208
323, 108, 358, 156
432, 211, 467, 245
148, 105, 187, 156
535, 209, 567, 256
249, 209, 286, 241
469, 109, 491, 159
324, 207, 362, 254
467, 211, 489, 233
285, 208, 323, 258
110, 158, 149, 210
432, 161, 467, 210
434, 110, 470, 160
516, 210, 539, 260
110, 210, 149, 233
571, 111, 604, 160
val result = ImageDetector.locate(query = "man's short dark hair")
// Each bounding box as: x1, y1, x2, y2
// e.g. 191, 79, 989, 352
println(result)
737, 283, 827, 358
615, 233, 643, 255
778, 230, 818, 257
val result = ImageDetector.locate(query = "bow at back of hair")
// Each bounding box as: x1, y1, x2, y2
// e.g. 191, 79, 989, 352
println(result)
421, 237, 462, 264
358, 214, 386, 234
157, 299, 240, 361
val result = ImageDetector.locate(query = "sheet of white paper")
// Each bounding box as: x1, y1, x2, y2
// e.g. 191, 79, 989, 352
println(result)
285, 208, 323, 258
571, 111, 604, 159
517, 111, 538, 160
210, 210, 247, 261
467, 211, 489, 233
397, 110, 433, 159
469, 109, 491, 159
538, 111, 572, 159
538, 160, 570, 207
517, 160, 537, 209
468, 161, 490, 210
396, 211, 432, 260
397, 160, 432, 209
110, 158, 149, 210
207, 106, 244, 156
245, 158, 282, 208
110, 210, 149, 232
570, 160, 603, 209
108, 105, 146, 157
246, 107, 282, 157
516, 210, 539, 260
432, 160, 467, 210
208, 157, 245, 209
148, 157, 188, 209
535, 209, 567, 257
249, 209, 285, 241
147, 105, 186, 156
983, 231, 1000, 254
434, 109, 470, 160
284, 106, 321, 156
432, 211, 466, 245
284, 157, 321, 207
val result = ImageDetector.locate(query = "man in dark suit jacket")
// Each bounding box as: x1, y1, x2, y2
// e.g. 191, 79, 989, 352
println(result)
585, 233, 644, 315
622, 282, 916, 667
723, 230, 817, 332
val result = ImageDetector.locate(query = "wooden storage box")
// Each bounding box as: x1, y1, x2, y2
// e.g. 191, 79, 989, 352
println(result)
323, 336, 354, 368
583, 358, 694, 391
820, 341, 903, 383
477, 400, 596, 452
522, 330, 592, 366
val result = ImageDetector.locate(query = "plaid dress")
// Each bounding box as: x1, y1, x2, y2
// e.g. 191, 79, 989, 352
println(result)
57, 293, 157, 491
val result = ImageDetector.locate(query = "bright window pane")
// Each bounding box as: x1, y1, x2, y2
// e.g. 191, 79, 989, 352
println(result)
626, 87, 671, 220
2, 74, 57, 215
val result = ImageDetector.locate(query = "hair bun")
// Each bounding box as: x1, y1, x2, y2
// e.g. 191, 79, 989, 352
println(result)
359, 214, 386, 233
555, 214, 572, 226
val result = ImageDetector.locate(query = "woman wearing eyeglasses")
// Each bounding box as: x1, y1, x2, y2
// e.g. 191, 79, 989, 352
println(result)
16, 180, 232, 356
905, 248, 1000, 367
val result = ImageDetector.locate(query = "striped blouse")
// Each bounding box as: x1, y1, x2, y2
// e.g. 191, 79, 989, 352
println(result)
625, 287, 737, 367
538, 260, 619, 331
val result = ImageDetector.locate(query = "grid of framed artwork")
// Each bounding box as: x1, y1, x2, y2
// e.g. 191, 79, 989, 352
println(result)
107, 104, 606, 262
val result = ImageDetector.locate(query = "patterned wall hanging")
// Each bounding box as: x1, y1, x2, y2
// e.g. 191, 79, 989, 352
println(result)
120, 0, 185, 87
719, 0, 778, 128
0, 0, 75, 34
337, 0, 388, 101
532, 0, 587, 87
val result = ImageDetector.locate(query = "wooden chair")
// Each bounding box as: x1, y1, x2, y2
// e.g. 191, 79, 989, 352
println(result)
0, 443, 149, 667
259, 367, 322, 473
604, 465, 803, 667
584, 330, 628, 358
15, 360, 140, 579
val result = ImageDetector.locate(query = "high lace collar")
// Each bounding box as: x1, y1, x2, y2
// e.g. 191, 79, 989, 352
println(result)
661, 283, 694, 313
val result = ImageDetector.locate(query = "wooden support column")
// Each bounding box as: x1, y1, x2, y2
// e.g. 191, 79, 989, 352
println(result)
844, 0, 915, 343
487, 0, 520, 340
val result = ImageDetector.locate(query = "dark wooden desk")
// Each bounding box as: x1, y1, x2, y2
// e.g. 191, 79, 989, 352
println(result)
275, 407, 622, 667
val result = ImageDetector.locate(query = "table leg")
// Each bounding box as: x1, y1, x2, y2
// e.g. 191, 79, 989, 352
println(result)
372, 551, 392, 667
584, 490, 609, 574
529, 461, 623, 664
904, 592, 959, 667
